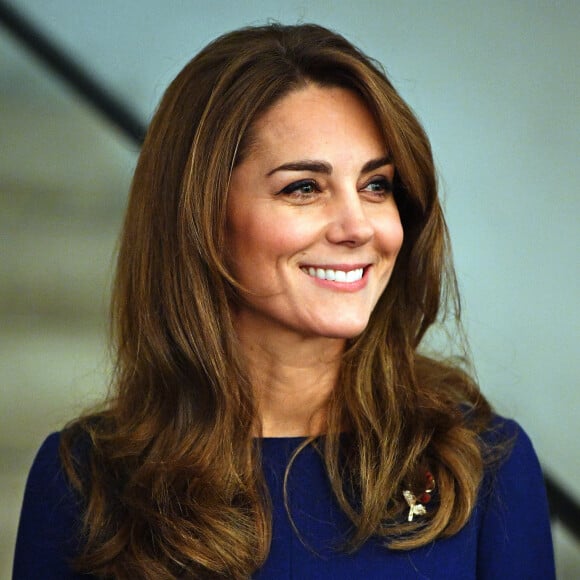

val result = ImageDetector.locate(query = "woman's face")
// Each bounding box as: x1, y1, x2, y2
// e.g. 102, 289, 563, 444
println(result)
226, 85, 404, 342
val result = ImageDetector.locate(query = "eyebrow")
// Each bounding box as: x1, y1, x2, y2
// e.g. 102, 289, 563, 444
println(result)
266, 160, 331, 176
361, 155, 393, 174
265, 155, 393, 177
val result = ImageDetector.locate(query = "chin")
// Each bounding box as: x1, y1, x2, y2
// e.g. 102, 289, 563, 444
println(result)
316, 319, 371, 339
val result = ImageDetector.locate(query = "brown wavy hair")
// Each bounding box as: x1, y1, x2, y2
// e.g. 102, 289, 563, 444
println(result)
61, 23, 493, 579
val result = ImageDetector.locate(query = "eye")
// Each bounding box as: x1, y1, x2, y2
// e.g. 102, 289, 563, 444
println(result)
278, 179, 320, 199
361, 177, 393, 199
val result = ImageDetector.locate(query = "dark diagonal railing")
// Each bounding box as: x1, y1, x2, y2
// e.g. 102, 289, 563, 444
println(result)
545, 471, 580, 539
0, 0, 146, 143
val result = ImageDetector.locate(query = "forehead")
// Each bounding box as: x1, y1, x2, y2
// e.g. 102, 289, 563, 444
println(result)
243, 85, 387, 163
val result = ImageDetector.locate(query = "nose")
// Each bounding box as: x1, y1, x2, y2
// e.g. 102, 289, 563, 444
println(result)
325, 191, 374, 247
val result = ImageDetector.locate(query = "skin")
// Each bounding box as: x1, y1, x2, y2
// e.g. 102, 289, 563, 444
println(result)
226, 85, 404, 436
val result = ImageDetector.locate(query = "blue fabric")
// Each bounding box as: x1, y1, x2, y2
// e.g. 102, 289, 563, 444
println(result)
13, 419, 555, 579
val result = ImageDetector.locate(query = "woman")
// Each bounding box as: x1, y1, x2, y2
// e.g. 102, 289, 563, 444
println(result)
14, 24, 554, 579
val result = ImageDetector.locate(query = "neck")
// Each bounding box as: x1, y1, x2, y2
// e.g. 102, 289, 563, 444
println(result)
235, 321, 345, 437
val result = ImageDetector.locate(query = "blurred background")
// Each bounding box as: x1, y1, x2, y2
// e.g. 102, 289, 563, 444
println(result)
1, 1, 578, 577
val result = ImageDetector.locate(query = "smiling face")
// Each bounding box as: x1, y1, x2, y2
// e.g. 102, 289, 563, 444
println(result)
226, 85, 404, 343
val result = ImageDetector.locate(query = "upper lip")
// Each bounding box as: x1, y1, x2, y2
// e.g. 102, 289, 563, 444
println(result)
300, 263, 371, 271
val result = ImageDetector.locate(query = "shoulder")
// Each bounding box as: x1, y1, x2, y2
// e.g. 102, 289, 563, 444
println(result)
476, 417, 555, 579
479, 416, 548, 509
13, 432, 88, 579
19, 432, 73, 510
27, 431, 62, 479
481, 416, 540, 472
22, 429, 91, 502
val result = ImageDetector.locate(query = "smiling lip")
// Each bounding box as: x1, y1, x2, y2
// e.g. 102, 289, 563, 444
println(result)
300, 264, 371, 289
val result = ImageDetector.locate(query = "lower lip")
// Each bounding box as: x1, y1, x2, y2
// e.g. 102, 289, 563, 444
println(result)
303, 267, 370, 292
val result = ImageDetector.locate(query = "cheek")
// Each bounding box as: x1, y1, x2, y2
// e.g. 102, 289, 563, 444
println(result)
240, 211, 314, 257
375, 214, 405, 257
227, 212, 294, 278
392, 220, 405, 254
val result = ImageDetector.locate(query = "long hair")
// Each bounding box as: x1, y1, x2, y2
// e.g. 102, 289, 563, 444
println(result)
61, 23, 493, 578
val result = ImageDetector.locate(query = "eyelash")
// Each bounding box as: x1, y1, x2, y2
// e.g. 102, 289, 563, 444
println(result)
277, 177, 393, 199
362, 178, 393, 196
279, 179, 320, 197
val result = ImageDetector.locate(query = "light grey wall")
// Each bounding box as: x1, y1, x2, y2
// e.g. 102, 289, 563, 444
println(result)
2, 0, 578, 575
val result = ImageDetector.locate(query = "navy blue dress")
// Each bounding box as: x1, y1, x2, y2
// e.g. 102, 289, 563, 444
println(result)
13, 419, 555, 579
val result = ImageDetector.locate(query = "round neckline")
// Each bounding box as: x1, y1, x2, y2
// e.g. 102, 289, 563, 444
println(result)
259, 436, 311, 441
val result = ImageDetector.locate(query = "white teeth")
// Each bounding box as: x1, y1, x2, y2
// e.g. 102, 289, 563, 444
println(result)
346, 270, 360, 282
301, 267, 364, 282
